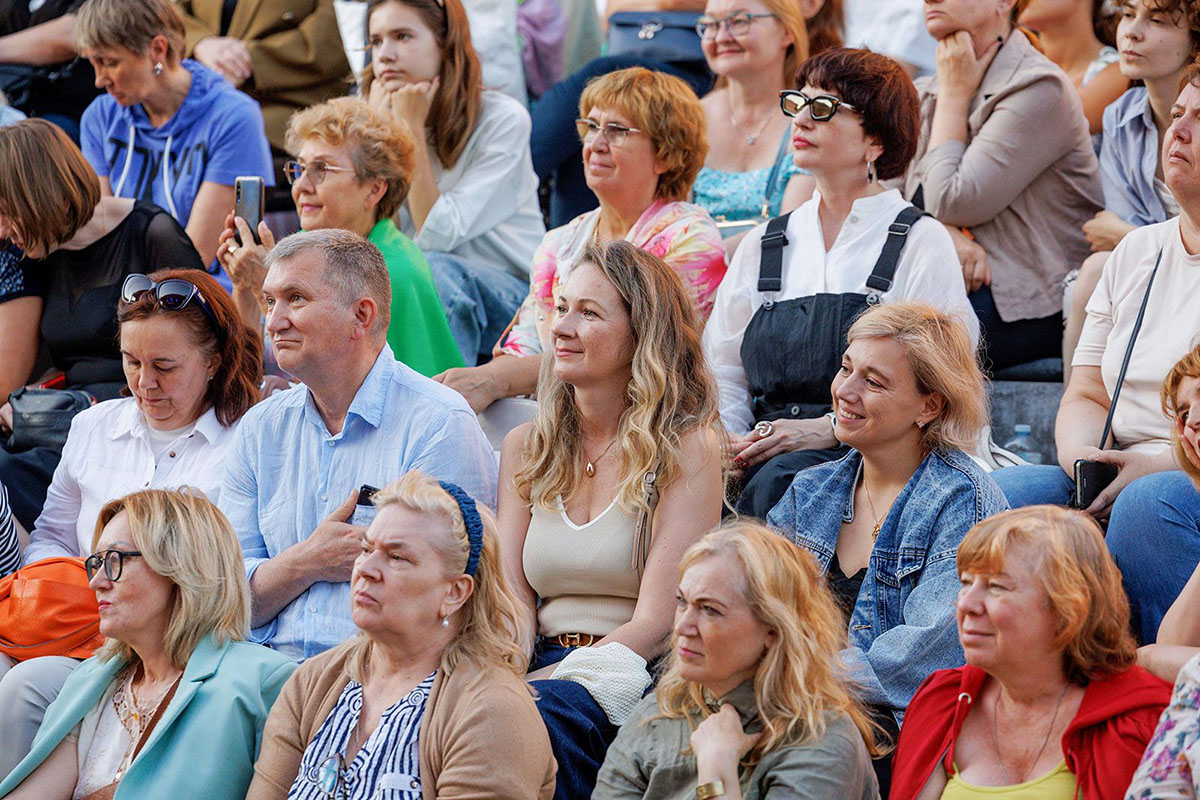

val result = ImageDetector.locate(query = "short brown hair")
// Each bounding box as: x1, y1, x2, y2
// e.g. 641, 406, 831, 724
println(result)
957, 506, 1137, 684
1162, 339, 1200, 488
846, 302, 986, 453
579, 67, 708, 202
75, 0, 186, 63
286, 97, 416, 222
794, 48, 921, 181
0, 119, 100, 255
118, 269, 263, 427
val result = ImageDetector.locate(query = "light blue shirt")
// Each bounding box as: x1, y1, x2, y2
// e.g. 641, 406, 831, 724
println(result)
1099, 87, 1168, 228
219, 344, 497, 661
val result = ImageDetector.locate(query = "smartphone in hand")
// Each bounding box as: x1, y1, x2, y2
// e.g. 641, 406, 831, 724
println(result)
233, 176, 265, 246
1072, 459, 1119, 509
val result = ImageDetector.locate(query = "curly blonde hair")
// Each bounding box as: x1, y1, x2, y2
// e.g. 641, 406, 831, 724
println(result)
513, 241, 723, 518
285, 96, 416, 221
346, 471, 530, 680
579, 68, 708, 202
654, 520, 883, 761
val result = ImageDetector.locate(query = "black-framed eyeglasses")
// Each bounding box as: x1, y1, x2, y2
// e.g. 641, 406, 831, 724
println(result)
284, 159, 356, 186
84, 549, 143, 582
695, 11, 776, 39
574, 119, 645, 147
120, 274, 219, 329
779, 90, 860, 122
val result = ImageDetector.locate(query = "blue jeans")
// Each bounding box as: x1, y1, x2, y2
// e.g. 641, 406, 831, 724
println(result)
993, 465, 1200, 643
426, 251, 528, 366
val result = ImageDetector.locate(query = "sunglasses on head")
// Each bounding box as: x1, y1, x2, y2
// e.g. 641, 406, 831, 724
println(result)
120, 274, 219, 328
779, 90, 860, 122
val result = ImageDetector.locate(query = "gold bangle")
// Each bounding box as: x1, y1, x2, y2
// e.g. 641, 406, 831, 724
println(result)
696, 781, 725, 799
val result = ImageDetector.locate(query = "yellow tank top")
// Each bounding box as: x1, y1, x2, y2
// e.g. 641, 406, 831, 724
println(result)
942, 762, 1078, 800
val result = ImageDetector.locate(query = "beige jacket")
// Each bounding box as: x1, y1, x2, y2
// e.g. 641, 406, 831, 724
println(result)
245, 639, 557, 800
178, 0, 351, 150
903, 31, 1102, 322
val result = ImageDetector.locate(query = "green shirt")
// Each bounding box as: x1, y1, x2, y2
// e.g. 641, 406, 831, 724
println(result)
367, 219, 464, 376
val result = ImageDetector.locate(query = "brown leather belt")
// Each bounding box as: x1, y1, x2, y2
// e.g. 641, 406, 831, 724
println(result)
554, 633, 596, 647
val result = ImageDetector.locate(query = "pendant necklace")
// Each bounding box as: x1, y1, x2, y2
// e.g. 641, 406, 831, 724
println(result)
862, 479, 898, 541
583, 436, 618, 478
727, 93, 773, 146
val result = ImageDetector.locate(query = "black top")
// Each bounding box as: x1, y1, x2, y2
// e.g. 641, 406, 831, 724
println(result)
827, 552, 867, 626
1, 202, 202, 393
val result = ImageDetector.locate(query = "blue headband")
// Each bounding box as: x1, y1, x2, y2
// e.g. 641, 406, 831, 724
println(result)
438, 480, 483, 577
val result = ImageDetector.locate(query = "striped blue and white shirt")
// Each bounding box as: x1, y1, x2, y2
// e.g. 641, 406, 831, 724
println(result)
288, 671, 436, 800
0, 482, 18, 577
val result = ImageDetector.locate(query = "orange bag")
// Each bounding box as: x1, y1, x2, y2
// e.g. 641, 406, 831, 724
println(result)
0, 557, 104, 662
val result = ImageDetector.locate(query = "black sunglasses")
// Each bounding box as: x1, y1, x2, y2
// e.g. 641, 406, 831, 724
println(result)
779, 90, 860, 122
120, 274, 219, 328
85, 548, 143, 582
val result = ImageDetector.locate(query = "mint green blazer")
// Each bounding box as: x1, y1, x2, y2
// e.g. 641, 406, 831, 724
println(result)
0, 635, 295, 799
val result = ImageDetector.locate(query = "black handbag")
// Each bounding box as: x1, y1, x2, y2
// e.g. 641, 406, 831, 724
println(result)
6, 387, 95, 454
605, 12, 705, 66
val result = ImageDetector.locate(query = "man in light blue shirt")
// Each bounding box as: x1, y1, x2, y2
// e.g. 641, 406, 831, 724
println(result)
220, 229, 497, 660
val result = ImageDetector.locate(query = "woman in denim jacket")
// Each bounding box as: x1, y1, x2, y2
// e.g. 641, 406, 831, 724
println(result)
766, 302, 1007, 736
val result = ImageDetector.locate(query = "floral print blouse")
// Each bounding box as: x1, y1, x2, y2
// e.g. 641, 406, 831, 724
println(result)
496, 199, 727, 357
1127, 652, 1200, 798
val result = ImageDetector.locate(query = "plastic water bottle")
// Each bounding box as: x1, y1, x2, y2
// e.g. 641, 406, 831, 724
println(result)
1002, 424, 1043, 465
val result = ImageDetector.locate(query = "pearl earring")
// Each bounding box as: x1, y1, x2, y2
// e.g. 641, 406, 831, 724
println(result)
440, 616, 449, 628
154, 62, 164, 76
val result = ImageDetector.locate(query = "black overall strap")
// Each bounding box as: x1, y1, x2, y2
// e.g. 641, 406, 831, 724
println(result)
756, 212, 793, 293
865, 206, 926, 293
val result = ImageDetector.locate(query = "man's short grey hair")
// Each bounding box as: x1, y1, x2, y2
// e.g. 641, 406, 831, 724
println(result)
266, 229, 392, 335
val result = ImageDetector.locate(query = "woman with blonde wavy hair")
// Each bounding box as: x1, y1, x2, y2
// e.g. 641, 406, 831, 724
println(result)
247, 470, 556, 800
594, 518, 880, 799
497, 240, 725, 800
891, 505, 1171, 800
0, 488, 296, 800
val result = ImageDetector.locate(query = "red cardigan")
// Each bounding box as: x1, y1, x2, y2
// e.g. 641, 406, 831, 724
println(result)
889, 664, 1170, 800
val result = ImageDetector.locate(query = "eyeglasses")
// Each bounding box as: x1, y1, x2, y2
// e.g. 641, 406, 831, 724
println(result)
779, 90, 859, 122
315, 751, 350, 799
695, 11, 776, 39
84, 549, 143, 582
120, 274, 219, 328
284, 159, 356, 186
574, 119, 645, 147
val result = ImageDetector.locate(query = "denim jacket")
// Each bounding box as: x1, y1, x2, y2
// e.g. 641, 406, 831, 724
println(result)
766, 448, 1008, 722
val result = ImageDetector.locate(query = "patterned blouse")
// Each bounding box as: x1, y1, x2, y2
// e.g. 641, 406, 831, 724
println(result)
287, 672, 436, 800
1126, 653, 1200, 798
496, 199, 727, 357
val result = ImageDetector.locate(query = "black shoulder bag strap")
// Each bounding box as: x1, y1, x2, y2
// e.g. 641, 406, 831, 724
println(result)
866, 206, 926, 293
1095, 247, 1164, 449
756, 212, 793, 294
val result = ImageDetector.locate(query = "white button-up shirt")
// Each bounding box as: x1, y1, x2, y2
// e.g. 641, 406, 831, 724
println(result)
24, 399, 236, 562
702, 189, 979, 435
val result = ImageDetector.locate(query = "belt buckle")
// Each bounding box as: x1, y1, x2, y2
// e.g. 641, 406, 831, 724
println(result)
562, 633, 583, 647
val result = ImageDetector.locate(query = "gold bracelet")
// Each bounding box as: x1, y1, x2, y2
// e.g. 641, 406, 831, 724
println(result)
696, 781, 725, 799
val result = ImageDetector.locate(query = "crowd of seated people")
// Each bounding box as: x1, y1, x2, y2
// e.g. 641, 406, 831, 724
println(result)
6, 0, 1200, 798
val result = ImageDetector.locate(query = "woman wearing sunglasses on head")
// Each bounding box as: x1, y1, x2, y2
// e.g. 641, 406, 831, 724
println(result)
0, 119, 203, 535
0, 268, 261, 779
702, 47, 977, 519
0, 488, 296, 800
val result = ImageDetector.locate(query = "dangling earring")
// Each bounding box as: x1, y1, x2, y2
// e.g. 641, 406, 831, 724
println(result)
866, 159, 877, 184
153, 62, 164, 76
440, 616, 449, 628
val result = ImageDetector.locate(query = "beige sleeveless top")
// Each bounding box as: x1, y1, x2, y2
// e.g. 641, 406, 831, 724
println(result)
523, 496, 642, 637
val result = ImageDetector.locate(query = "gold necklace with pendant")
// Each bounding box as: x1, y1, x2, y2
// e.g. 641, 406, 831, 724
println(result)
583, 436, 618, 478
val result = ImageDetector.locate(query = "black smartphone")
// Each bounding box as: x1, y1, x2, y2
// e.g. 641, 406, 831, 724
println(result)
357, 484, 380, 505
351, 484, 381, 528
1073, 459, 1119, 509
233, 176, 265, 246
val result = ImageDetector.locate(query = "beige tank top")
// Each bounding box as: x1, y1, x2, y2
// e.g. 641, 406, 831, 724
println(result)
523, 496, 642, 637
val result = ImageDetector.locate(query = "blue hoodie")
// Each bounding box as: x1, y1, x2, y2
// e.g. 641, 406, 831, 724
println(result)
80, 60, 274, 227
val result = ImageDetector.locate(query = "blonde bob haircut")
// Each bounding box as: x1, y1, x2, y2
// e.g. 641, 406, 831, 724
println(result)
514, 241, 723, 518
579, 67, 708, 202
846, 301, 986, 453
92, 489, 251, 670
75, 0, 186, 64
0, 119, 100, 256
345, 471, 530, 681
654, 520, 882, 761
286, 97, 417, 222
957, 505, 1137, 684
711, 0, 809, 90
1162, 340, 1200, 488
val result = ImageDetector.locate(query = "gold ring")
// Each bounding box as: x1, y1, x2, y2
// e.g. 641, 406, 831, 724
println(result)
753, 420, 774, 439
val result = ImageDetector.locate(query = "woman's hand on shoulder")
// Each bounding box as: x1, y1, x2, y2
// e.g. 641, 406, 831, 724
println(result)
690, 705, 761, 775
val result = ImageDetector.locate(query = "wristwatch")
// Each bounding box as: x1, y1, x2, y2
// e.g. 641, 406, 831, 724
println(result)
696, 781, 725, 799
